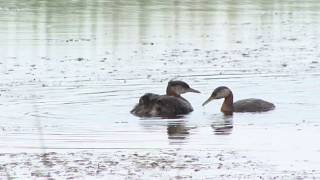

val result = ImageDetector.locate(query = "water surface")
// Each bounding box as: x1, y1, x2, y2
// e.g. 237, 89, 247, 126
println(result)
0, 0, 320, 178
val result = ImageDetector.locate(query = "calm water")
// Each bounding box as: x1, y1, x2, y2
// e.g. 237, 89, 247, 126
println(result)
0, 0, 320, 173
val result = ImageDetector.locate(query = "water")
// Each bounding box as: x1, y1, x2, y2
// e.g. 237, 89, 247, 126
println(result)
0, 0, 320, 178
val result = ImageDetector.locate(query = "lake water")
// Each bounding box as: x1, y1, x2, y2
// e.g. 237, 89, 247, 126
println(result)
0, 0, 320, 179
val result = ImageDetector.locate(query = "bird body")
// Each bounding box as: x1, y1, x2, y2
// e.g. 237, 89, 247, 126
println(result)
203, 86, 275, 115
131, 80, 200, 117
233, 98, 275, 112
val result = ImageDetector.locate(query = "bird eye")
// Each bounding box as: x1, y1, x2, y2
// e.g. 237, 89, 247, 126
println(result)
156, 99, 163, 105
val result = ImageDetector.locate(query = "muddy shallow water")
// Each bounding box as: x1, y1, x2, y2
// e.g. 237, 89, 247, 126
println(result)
0, 0, 320, 179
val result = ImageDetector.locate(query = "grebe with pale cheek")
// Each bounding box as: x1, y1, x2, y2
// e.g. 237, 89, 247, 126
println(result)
202, 86, 275, 115
131, 80, 200, 117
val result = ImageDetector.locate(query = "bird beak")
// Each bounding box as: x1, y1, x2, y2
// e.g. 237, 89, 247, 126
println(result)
202, 96, 214, 106
188, 88, 200, 93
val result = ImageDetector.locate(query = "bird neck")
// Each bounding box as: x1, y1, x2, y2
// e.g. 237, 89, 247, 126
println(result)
166, 87, 180, 97
221, 93, 234, 115
166, 87, 190, 104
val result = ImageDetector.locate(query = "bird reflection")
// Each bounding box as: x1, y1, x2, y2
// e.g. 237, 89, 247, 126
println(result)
138, 118, 192, 143
211, 116, 233, 135
167, 122, 190, 140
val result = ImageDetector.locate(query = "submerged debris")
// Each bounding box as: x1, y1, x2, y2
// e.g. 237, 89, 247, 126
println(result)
0, 150, 319, 179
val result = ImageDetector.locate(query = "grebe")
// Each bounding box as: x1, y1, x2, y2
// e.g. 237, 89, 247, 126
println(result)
131, 80, 200, 117
202, 86, 275, 115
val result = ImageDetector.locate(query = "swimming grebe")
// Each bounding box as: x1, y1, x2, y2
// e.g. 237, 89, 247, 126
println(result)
202, 86, 275, 115
131, 80, 200, 117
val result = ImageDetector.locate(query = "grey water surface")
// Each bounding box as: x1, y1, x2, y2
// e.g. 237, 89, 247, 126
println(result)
0, 0, 320, 179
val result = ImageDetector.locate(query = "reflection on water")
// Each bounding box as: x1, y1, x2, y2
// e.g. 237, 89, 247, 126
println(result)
138, 118, 193, 144
211, 116, 233, 135
167, 121, 190, 141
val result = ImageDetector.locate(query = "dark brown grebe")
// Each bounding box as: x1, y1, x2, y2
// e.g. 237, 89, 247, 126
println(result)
202, 86, 275, 115
131, 80, 200, 117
